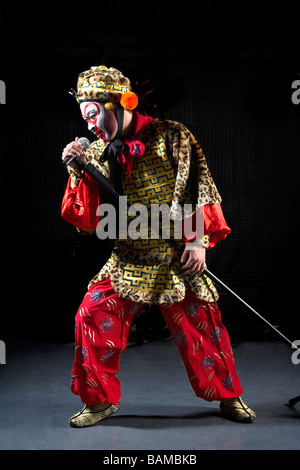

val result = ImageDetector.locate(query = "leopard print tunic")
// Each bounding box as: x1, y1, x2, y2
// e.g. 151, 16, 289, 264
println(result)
68, 119, 223, 304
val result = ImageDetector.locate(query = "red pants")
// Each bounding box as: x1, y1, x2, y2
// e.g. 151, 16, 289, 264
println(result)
71, 277, 244, 405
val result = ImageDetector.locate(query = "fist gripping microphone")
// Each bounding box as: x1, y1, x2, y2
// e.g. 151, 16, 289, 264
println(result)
62, 136, 121, 203
63, 137, 90, 167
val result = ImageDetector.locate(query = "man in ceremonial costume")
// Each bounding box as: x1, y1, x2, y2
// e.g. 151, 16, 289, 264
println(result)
61, 65, 256, 427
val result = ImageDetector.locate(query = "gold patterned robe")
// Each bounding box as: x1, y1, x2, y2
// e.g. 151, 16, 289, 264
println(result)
64, 118, 229, 304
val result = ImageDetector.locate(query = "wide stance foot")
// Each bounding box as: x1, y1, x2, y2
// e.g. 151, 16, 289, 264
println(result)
69, 403, 120, 428
220, 397, 256, 423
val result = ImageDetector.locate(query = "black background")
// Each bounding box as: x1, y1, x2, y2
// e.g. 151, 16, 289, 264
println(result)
1, 0, 300, 344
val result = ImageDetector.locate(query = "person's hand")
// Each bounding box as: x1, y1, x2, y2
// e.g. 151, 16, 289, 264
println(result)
62, 137, 84, 168
180, 245, 206, 276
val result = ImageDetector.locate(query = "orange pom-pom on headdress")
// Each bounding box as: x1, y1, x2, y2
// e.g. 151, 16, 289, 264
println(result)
120, 91, 139, 110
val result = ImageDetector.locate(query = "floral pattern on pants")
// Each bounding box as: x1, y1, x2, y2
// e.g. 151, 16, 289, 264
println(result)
71, 277, 244, 405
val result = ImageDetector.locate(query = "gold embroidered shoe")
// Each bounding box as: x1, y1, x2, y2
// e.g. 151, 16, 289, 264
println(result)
69, 403, 120, 428
220, 397, 256, 423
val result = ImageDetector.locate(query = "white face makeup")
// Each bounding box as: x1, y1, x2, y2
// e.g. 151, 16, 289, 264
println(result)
80, 101, 118, 142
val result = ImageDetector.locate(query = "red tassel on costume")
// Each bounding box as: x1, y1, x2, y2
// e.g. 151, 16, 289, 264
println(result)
61, 174, 100, 230
118, 139, 145, 177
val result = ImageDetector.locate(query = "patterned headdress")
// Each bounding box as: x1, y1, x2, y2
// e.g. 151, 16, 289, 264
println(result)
70, 65, 138, 110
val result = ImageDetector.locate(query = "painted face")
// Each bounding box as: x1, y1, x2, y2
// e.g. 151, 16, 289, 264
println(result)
80, 101, 118, 142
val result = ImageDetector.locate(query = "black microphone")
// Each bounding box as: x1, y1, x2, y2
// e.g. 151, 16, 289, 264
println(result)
63, 137, 90, 166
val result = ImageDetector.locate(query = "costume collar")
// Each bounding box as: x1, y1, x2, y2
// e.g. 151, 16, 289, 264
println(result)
117, 112, 153, 177
126, 111, 153, 139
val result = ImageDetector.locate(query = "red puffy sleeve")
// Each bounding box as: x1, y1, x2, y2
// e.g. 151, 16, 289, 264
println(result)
61, 174, 100, 230
203, 203, 231, 249
183, 203, 231, 249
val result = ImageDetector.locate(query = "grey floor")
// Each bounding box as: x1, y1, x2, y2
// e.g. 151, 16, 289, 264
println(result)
0, 337, 299, 451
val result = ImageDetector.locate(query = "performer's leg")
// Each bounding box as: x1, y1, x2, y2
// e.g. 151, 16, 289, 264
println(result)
159, 287, 244, 401
160, 287, 255, 422
70, 277, 145, 422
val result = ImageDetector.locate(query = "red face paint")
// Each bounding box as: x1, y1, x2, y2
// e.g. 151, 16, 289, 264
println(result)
80, 102, 105, 140
80, 101, 118, 142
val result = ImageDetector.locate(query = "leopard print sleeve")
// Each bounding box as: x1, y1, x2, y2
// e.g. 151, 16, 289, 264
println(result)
66, 140, 111, 188
156, 119, 222, 219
